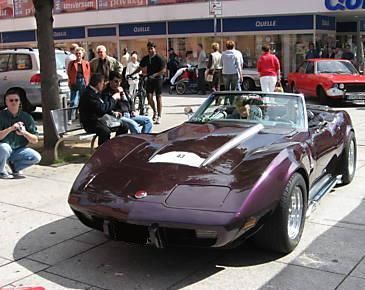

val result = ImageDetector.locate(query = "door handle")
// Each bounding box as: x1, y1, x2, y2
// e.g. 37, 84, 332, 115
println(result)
3, 76, 7, 81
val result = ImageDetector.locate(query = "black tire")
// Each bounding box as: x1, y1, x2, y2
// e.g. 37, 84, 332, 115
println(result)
176, 82, 186, 95
242, 78, 255, 91
339, 131, 357, 185
253, 173, 307, 254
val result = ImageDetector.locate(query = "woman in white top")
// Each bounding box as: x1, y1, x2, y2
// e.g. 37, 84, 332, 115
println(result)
208, 42, 223, 92
126, 52, 140, 97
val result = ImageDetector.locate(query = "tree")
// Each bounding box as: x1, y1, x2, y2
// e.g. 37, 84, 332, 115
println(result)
32, 0, 61, 163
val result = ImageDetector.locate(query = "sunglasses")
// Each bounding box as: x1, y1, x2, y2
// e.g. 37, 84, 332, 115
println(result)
8, 99, 20, 103
112, 79, 121, 83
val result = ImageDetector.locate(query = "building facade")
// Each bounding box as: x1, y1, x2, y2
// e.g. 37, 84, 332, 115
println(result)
0, 0, 364, 76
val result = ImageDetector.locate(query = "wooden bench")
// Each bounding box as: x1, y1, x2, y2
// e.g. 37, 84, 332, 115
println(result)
50, 107, 97, 160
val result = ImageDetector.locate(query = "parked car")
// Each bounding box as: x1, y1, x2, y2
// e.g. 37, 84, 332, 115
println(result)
241, 68, 260, 90
0, 48, 70, 112
288, 58, 365, 105
69, 91, 356, 254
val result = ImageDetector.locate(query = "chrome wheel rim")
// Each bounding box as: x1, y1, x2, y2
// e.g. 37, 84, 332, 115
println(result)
242, 80, 250, 90
287, 186, 303, 240
348, 140, 356, 177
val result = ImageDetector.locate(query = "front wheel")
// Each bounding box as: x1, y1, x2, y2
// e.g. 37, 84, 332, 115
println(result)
242, 78, 255, 91
339, 131, 357, 185
176, 82, 187, 95
253, 173, 307, 254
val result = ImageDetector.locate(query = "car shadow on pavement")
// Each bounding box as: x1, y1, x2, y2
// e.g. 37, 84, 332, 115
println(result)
12, 216, 281, 289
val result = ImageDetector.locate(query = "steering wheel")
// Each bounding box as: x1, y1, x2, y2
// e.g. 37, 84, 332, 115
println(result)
248, 105, 263, 120
208, 107, 227, 120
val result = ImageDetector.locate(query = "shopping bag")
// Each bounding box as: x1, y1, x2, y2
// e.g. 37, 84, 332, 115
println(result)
274, 81, 284, 93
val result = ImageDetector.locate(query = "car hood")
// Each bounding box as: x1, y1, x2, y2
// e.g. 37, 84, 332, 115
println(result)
320, 74, 365, 83
76, 122, 295, 199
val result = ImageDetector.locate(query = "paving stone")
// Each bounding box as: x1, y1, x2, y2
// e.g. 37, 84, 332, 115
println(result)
47, 242, 221, 290
277, 222, 365, 275
0, 259, 48, 287
0, 202, 28, 219
0, 211, 89, 260
308, 195, 365, 230
171, 262, 343, 290
337, 276, 365, 290
28, 239, 95, 266
72, 230, 108, 246
351, 257, 365, 279
0, 257, 11, 267
10, 271, 93, 290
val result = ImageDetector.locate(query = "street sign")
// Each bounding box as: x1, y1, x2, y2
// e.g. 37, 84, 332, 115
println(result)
209, 0, 222, 16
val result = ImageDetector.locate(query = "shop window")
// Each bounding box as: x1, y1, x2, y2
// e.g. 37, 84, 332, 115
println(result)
0, 54, 9, 72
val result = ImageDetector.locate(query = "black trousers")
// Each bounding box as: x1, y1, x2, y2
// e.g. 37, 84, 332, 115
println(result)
84, 120, 129, 146
198, 68, 206, 94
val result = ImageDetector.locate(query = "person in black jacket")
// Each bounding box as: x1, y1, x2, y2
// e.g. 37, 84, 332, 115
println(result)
102, 71, 152, 134
79, 73, 128, 145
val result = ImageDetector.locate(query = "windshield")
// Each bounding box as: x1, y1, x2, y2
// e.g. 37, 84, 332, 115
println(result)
55, 52, 68, 70
317, 60, 358, 74
189, 93, 307, 130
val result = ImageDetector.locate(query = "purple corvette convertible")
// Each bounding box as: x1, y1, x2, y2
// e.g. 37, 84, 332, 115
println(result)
69, 92, 356, 253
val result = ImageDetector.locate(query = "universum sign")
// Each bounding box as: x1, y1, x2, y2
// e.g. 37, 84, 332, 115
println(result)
325, 0, 365, 10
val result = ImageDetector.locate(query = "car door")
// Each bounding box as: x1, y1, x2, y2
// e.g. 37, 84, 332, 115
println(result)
307, 112, 341, 183
0, 53, 10, 104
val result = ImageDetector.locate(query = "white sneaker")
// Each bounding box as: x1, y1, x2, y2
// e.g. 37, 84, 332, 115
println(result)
154, 116, 161, 125
68, 120, 72, 125
0, 172, 13, 179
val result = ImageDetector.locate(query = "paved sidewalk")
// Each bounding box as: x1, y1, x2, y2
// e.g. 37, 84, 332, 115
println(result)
0, 95, 364, 290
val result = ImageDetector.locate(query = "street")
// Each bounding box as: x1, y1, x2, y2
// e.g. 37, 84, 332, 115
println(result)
0, 94, 364, 290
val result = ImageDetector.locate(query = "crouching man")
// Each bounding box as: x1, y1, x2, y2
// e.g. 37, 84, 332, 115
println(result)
0, 90, 41, 179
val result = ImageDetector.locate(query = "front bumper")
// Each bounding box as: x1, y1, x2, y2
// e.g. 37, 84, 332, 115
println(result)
69, 192, 246, 248
344, 92, 365, 104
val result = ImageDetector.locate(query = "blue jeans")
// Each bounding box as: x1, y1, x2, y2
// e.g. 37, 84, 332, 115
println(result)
70, 78, 85, 120
121, 113, 152, 134
0, 143, 41, 174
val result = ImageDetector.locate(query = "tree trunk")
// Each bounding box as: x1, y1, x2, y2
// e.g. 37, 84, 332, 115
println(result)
33, 0, 61, 164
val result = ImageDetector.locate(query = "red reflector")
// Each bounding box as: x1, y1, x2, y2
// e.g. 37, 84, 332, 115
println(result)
134, 190, 147, 199
30, 73, 41, 84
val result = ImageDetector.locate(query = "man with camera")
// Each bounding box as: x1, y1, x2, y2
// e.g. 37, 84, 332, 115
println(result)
0, 90, 41, 179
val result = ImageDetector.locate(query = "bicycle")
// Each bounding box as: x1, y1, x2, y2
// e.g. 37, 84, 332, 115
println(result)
126, 75, 149, 116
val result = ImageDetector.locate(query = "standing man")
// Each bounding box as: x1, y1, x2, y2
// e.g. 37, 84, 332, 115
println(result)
0, 90, 41, 179
78, 74, 128, 146
257, 45, 281, 92
197, 43, 207, 95
342, 44, 355, 62
306, 43, 319, 59
167, 48, 179, 81
128, 41, 166, 125
221, 40, 242, 91
65, 43, 79, 69
90, 45, 123, 80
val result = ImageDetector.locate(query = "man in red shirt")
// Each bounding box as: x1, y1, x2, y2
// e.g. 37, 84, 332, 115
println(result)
257, 45, 281, 92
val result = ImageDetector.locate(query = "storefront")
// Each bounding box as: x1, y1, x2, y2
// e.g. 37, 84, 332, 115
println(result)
0, 0, 364, 73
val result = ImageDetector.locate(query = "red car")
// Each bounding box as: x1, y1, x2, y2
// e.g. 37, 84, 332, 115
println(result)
288, 59, 365, 105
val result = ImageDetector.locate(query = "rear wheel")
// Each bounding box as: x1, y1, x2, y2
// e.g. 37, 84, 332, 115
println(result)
242, 78, 255, 91
176, 82, 187, 95
339, 131, 357, 185
253, 173, 307, 254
